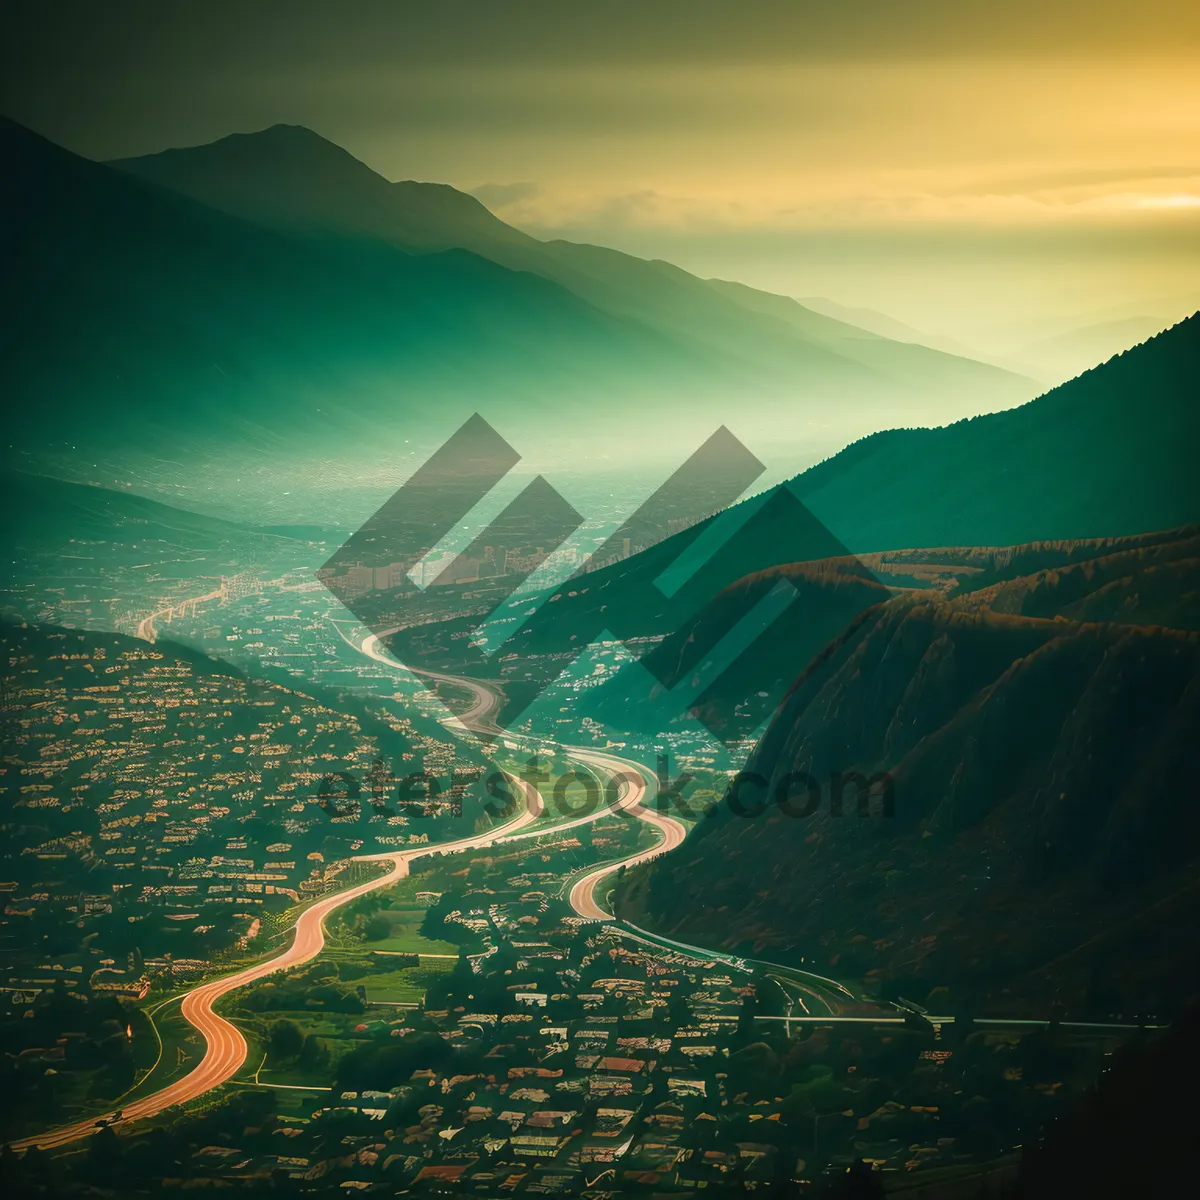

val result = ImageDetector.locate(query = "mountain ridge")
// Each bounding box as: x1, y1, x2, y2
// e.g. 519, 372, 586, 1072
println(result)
1, 115, 752, 465
110, 122, 1035, 431
616, 525, 1200, 1011
790, 312, 1199, 551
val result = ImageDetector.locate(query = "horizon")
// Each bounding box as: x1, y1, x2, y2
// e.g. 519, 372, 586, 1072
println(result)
5, 104, 1196, 526
2, 8, 1199, 1189
3, 1, 1197, 356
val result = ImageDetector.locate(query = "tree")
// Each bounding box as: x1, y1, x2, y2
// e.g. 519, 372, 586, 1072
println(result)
298, 1033, 328, 1072
827, 1158, 885, 1198
446, 954, 474, 1005
268, 1018, 305, 1062
362, 913, 391, 942
737, 990, 760, 1037
668, 990, 691, 1028
86, 1125, 123, 1175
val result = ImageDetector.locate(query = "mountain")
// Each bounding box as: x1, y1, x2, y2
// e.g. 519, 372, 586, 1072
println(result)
798, 295, 998, 363
616, 525, 1200, 1013
360, 316, 1198, 744
0, 117, 744, 467
111, 123, 530, 254
110, 124, 1035, 439
0, 471, 280, 550
1012, 313, 1179, 384
791, 312, 1200, 552
966, 295, 1200, 379
577, 556, 892, 743
704, 277, 1026, 396
499, 314, 1197, 650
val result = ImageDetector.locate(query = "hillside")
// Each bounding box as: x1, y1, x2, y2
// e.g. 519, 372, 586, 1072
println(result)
0, 618, 489, 924
577, 557, 893, 744
0, 471, 281, 550
790, 312, 1200, 551
343, 319, 1198, 746
616, 526, 1200, 1013
111, 124, 1033, 435
0, 117, 743, 465
0, 470, 317, 632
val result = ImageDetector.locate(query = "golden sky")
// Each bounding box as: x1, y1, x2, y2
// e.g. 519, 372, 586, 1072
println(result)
4, 1, 1197, 337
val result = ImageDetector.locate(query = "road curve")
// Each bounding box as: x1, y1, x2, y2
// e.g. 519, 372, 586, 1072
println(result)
20, 611, 812, 1148
14, 776, 541, 1151
356, 627, 683, 878
355, 628, 686, 921
564, 748, 686, 920
357, 633, 847, 1011
358, 630, 503, 734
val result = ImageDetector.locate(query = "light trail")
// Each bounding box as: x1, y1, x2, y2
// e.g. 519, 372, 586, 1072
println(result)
14, 774, 541, 1151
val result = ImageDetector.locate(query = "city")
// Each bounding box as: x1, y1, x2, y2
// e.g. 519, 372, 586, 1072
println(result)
2, 5, 1198, 1195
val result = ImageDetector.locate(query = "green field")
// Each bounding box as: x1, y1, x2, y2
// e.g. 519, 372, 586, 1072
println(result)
364, 905, 459, 955
337, 956, 454, 1004
215, 955, 454, 1090
119, 997, 212, 1105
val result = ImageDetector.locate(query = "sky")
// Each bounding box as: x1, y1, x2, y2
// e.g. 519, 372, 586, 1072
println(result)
3, 1, 1198, 343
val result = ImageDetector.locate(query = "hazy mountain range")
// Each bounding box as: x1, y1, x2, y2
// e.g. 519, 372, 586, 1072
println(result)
0, 116, 1039, 494
800, 295, 1195, 386
111, 123, 1032, 424
1, 118, 713, 467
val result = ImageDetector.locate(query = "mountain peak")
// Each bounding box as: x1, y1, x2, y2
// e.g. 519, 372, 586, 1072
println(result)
107, 123, 528, 250
252, 122, 323, 139
112, 122, 366, 174
211, 122, 349, 154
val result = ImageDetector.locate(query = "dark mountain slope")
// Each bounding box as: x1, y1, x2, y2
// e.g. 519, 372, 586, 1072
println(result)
791, 313, 1200, 551
616, 527, 1200, 1013
952, 528, 1200, 630
0, 117, 735, 461
578, 557, 894, 743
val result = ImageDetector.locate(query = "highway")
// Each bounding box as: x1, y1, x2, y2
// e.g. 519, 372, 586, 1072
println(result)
17, 619, 812, 1150
562, 748, 686, 920
754, 1015, 1165, 1031
13, 773, 542, 1151
135, 584, 226, 643
355, 626, 687, 899
354, 626, 836, 1008
357, 629, 503, 734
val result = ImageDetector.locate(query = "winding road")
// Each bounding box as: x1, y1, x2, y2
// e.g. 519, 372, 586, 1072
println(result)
562, 747, 686, 920
18, 618, 820, 1150
14, 774, 542, 1151
358, 626, 688, 910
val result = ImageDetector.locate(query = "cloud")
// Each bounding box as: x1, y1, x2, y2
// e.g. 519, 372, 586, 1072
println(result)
469, 181, 541, 209
478, 174, 1200, 238
1135, 194, 1200, 209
